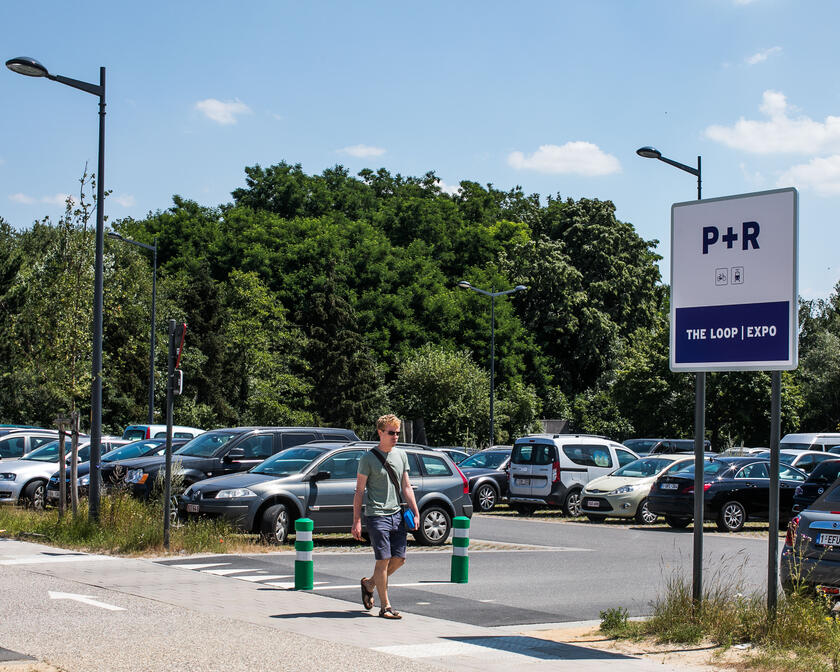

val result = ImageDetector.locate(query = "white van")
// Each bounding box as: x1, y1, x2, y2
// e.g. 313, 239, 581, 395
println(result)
121, 424, 204, 441
780, 433, 840, 453
508, 434, 639, 516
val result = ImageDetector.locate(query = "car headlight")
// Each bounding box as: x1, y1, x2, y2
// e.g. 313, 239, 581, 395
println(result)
610, 484, 636, 495
0, 473, 16, 481
79, 474, 90, 486
125, 469, 148, 484
216, 488, 256, 499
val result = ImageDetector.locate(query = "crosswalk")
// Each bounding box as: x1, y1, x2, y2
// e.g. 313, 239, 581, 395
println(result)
165, 561, 325, 589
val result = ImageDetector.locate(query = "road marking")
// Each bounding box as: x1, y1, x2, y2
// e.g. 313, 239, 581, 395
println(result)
169, 562, 231, 570
0, 553, 113, 565
264, 581, 327, 589
49, 591, 125, 611
235, 574, 293, 582
202, 568, 264, 576
315, 581, 440, 591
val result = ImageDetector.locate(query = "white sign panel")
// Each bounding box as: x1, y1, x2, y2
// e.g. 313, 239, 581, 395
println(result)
670, 188, 798, 372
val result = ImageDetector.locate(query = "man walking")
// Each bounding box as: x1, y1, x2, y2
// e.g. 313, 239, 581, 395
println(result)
352, 414, 420, 619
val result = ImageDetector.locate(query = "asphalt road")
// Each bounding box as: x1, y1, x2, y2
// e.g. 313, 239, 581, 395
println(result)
157, 514, 774, 626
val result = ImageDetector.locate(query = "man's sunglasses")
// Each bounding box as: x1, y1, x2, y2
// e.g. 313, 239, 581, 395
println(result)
382, 430, 400, 436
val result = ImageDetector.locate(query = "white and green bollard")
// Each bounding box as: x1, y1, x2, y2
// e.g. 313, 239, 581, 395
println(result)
294, 518, 314, 590
451, 516, 470, 583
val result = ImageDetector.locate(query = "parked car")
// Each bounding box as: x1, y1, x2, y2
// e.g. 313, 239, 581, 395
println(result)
121, 424, 205, 441
0, 429, 65, 461
648, 457, 806, 532
46, 438, 189, 504
457, 447, 512, 512
781, 480, 840, 597
792, 459, 840, 514
0, 436, 125, 508
508, 434, 639, 516
120, 427, 359, 499
756, 449, 837, 475
623, 438, 711, 456
178, 441, 472, 546
581, 454, 696, 524
721, 446, 769, 456
431, 447, 469, 464
781, 432, 840, 453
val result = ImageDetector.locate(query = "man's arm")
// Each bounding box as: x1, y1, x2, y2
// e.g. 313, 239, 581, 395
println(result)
401, 470, 420, 530
351, 473, 367, 540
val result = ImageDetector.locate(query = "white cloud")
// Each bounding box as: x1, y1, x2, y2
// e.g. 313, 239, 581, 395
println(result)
41, 193, 73, 205
779, 155, 840, 196
706, 90, 840, 154
508, 141, 621, 176
195, 98, 251, 125
739, 162, 766, 188
436, 180, 461, 196
113, 194, 136, 207
339, 144, 386, 158
9, 193, 35, 204
746, 46, 781, 65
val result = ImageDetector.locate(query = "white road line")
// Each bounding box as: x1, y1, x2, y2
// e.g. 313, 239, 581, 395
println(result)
315, 582, 436, 591
235, 574, 293, 582
49, 591, 125, 611
202, 568, 264, 576
169, 562, 230, 570
0, 554, 113, 565
264, 581, 327, 589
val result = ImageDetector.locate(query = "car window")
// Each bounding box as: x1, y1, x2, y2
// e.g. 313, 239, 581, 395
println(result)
318, 451, 364, 479
123, 428, 147, 440
823, 484, 840, 503
0, 437, 25, 459
674, 460, 728, 476
320, 432, 351, 442
419, 454, 452, 476
615, 449, 637, 468
779, 466, 805, 482
237, 435, 274, 460
613, 458, 674, 478
78, 445, 91, 462
406, 453, 422, 478
513, 443, 553, 465
809, 461, 840, 482
30, 436, 55, 451
251, 446, 327, 476
282, 433, 318, 450
562, 445, 594, 467
460, 452, 508, 469
175, 432, 237, 458
736, 463, 769, 479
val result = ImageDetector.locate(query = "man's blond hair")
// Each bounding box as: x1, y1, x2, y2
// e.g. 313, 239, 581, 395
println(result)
376, 414, 401, 431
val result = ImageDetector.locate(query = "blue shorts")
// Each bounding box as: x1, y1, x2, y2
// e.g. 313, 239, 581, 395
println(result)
365, 511, 407, 560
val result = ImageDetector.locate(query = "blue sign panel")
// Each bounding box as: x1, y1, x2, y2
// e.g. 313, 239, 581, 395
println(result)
674, 301, 789, 364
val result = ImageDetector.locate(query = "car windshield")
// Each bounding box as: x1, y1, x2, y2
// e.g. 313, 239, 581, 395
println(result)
781, 442, 812, 451
175, 432, 237, 458
251, 447, 327, 476
809, 461, 840, 482
673, 460, 729, 477
623, 440, 658, 453
23, 441, 64, 462
460, 452, 508, 469
613, 458, 675, 478
103, 440, 163, 462
758, 452, 796, 465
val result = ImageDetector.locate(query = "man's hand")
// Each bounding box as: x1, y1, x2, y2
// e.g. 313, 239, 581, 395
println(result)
351, 519, 363, 541
410, 509, 420, 530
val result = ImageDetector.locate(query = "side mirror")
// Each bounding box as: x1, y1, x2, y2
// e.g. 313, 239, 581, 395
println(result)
224, 447, 245, 463
311, 470, 330, 482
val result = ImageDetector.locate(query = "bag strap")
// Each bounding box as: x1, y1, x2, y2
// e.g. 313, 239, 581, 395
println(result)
371, 448, 404, 504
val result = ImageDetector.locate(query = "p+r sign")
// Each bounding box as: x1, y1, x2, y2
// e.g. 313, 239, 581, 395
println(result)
670, 188, 798, 372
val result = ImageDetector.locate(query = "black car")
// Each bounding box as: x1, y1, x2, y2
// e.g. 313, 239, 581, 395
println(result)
119, 427, 358, 498
623, 438, 712, 456
648, 457, 806, 532
792, 459, 840, 514
457, 447, 511, 512
46, 438, 189, 504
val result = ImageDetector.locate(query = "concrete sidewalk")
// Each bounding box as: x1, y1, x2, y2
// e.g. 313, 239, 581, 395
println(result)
0, 538, 686, 672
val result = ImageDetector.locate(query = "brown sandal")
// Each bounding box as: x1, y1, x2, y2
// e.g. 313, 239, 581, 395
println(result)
360, 578, 374, 610
379, 606, 401, 619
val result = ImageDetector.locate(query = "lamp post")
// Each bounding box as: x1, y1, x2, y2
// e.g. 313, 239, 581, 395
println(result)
636, 145, 704, 605
7, 56, 107, 522
457, 281, 527, 447
108, 232, 157, 424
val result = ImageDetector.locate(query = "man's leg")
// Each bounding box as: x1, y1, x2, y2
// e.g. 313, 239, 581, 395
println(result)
387, 557, 405, 576
371, 558, 391, 607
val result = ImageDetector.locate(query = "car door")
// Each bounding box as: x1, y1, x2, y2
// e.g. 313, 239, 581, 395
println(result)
779, 464, 806, 514
305, 449, 366, 529
219, 434, 274, 475
582, 444, 614, 484
509, 443, 537, 496
528, 443, 555, 498
734, 462, 769, 517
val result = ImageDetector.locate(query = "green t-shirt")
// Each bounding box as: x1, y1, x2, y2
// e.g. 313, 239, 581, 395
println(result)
358, 447, 408, 517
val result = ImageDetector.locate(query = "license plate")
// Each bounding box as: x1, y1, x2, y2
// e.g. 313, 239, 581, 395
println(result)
818, 533, 840, 546
662, 483, 678, 490
515, 478, 528, 486
585, 499, 600, 507
187, 503, 200, 513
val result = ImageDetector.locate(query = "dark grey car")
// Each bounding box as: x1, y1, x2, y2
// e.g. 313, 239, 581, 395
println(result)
178, 442, 473, 546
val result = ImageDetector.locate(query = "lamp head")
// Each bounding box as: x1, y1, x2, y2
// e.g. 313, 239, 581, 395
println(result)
636, 146, 662, 160
457, 280, 472, 289
6, 57, 49, 78
514, 285, 527, 292
106, 231, 124, 241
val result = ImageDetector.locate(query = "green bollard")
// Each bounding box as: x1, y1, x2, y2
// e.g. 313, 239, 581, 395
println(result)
451, 516, 470, 583
294, 518, 314, 590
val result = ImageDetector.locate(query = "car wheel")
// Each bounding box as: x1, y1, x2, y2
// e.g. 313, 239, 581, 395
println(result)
474, 483, 498, 512
717, 501, 746, 533
635, 498, 658, 525
665, 515, 692, 529
260, 503, 291, 544
513, 504, 537, 516
564, 489, 582, 517
415, 505, 451, 546
22, 480, 46, 510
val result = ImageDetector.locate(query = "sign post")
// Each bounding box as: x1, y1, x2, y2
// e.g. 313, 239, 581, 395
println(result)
671, 187, 798, 613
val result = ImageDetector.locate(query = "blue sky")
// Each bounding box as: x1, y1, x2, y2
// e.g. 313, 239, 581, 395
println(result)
3, 1, 839, 299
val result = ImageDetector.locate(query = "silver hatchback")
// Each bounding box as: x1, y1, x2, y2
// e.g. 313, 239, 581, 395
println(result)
178, 441, 473, 545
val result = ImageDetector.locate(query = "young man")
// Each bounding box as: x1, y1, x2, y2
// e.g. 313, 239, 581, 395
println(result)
352, 414, 420, 619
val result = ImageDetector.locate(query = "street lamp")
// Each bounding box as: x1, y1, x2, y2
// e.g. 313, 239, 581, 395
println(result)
457, 281, 527, 447
636, 144, 704, 604
7, 56, 107, 522
108, 232, 157, 424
